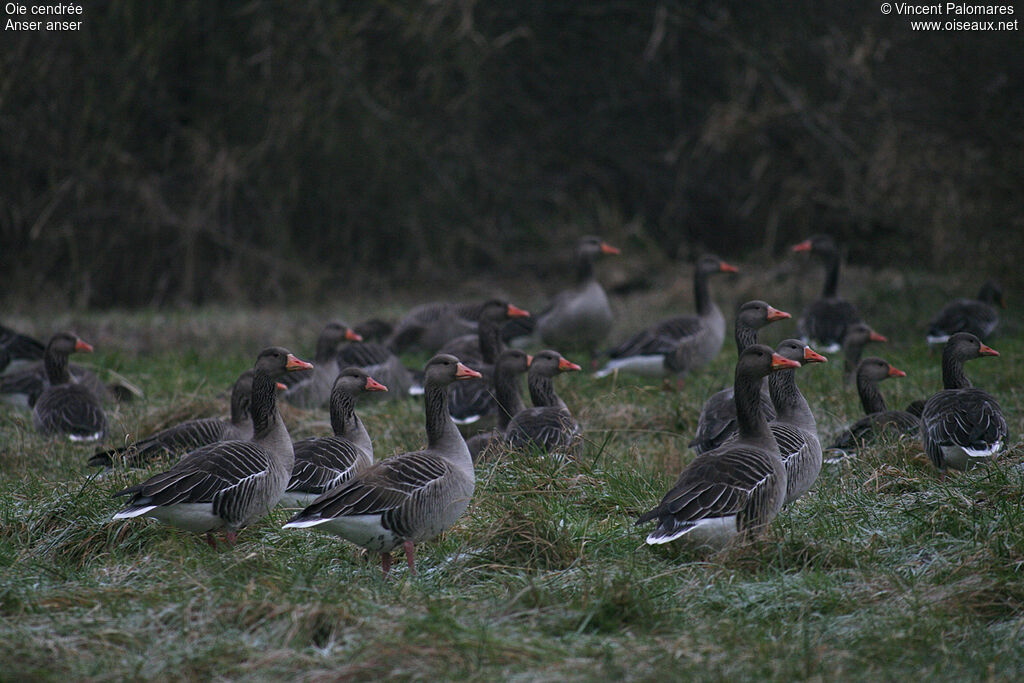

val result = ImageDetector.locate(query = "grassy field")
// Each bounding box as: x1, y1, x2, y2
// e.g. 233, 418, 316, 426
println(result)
1, 266, 1022, 681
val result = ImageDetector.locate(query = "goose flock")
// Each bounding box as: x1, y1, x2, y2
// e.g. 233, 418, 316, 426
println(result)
0, 234, 1010, 574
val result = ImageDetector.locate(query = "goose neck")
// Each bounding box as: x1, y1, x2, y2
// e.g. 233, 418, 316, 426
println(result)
735, 369, 773, 441
822, 251, 841, 298
478, 317, 504, 364
43, 346, 71, 385
493, 365, 526, 430
941, 351, 972, 390
856, 374, 888, 414
528, 373, 565, 411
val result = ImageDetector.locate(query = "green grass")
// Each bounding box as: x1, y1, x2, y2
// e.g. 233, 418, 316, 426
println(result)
1, 274, 1022, 681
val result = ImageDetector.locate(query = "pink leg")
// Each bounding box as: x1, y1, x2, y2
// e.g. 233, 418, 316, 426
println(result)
404, 540, 417, 576
381, 552, 392, 577
224, 530, 238, 546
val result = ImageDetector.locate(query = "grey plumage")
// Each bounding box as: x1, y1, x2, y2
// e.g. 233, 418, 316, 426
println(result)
89, 370, 256, 468
792, 234, 862, 352
31, 333, 107, 442
637, 345, 796, 547
283, 355, 482, 576
829, 357, 918, 452
690, 301, 791, 454
920, 333, 1006, 472
505, 350, 582, 458
283, 321, 361, 408
112, 347, 312, 545
280, 367, 386, 507
926, 280, 1002, 344
595, 255, 734, 379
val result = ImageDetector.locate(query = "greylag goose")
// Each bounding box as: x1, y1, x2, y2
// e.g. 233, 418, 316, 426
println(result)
441, 300, 530, 424
690, 301, 792, 454
112, 347, 313, 546
595, 255, 736, 381
282, 322, 361, 408
465, 350, 532, 460
283, 355, 482, 576
387, 301, 491, 354
504, 236, 619, 357
920, 333, 1006, 473
32, 333, 107, 441
636, 345, 799, 547
764, 339, 827, 505
792, 235, 862, 352
0, 323, 44, 372
279, 368, 388, 508
1, 347, 113, 408
841, 322, 887, 383
926, 280, 1003, 345
336, 341, 415, 398
829, 357, 919, 452
89, 370, 260, 468
505, 350, 582, 458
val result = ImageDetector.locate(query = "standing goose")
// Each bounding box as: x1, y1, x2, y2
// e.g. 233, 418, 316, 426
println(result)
920, 333, 1006, 473
89, 370, 260, 468
636, 345, 799, 547
503, 236, 620, 355
505, 350, 583, 458
283, 355, 482, 576
32, 333, 107, 441
829, 357, 919, 452
690, 301, 792, 454
439, 300, 530, 424
595, 255, 736, 381
926, 280, 1003, 345
280, 368, 388, 508
792, 235, 862, 352
764, 339, 827, 505
465, 350, 532, 460
283, 322, 362, 408
112, 348, 313, 546
841, 322, 888, 383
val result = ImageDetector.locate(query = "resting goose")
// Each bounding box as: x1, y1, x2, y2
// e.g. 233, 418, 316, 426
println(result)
1, 352, 113, 407
387, 301, 491, 354
0, 323, 44, 372
32, 333, 107, 441
112, 347, 313, 547
505, 236, 620, 356
89, 370, 260, 468
764, 339, 827, 505
829, 357, 919, 452
440, 300, 530, 424
792, 235, 862, 352
690, 301, 792, 455
465, 350, 532, 460
280, 368, 387, 508
841, 322, 887, 383
920, 333, 1006, 473
927, 280, 1003, 345
595, 255, 736, 381
283, 322, 361, 408
636, 345, 798, 547
505, 350, 582, 458
283, 355, 482, 576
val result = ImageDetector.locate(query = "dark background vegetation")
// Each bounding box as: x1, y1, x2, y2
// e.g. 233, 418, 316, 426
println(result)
1, 1, 1021, 308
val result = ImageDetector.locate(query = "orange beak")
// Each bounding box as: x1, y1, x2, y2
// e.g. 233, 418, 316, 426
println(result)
600, 242, 621, 255
345, 329, 363, 342
558, 357, 582, 372
719, 261, 739, 273
802, 347, 828, 363
766, 306, 792, 322
455, 363, 483, 379
771, 353, 801, 370
364, 376, 388, 392
868, 330, 888, 343
526, 355, 533, 366
792, 240, 813, 253
74, 338, 94, 353
285, 354, 314, 371
978, 343, 1000, 357
887, 365, 907, 378
507, 304, 530, 318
